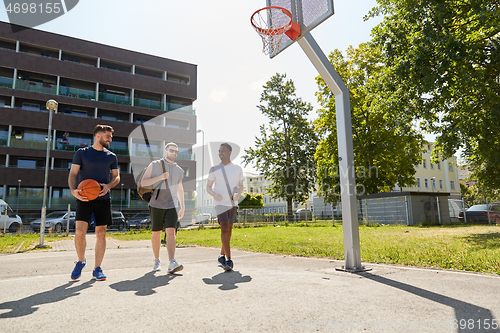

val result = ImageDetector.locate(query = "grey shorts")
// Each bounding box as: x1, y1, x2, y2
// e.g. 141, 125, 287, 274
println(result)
215, 206, 238, 224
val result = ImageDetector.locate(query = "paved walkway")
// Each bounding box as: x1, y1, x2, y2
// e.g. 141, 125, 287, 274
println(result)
1, 236, 499, 332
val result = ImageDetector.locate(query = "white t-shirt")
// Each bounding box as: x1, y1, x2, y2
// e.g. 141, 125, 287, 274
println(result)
207, 163, 244, 207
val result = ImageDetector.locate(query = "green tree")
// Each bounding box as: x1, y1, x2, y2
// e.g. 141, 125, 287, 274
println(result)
238, 193, 264, 210
366, 0, 500, 191
315, 43, 423, 203
243, 73, 318, 221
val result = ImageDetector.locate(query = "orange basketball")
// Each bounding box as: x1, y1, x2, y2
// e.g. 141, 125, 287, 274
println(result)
78, 179, 101, 201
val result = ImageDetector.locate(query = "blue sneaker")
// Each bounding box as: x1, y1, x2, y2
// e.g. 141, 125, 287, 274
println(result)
224, 259, 233, 271
92, 267, 106, 281
71, 260, 86, 280
218, 255, 226, 267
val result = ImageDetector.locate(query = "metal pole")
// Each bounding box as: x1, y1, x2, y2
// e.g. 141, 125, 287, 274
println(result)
461, 198, 467, 224
66, 203, 70, 236
197, 129, 205, 216
3, 203, 7, 234
39, 99, 58, 247
120, 183, 124, 211
436, 196, 441, 225
16, 179, 21, 215
486, 198, 491, 225
297, 33, 364, 271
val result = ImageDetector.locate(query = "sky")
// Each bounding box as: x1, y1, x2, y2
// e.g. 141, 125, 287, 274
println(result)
1, 0, 416, 174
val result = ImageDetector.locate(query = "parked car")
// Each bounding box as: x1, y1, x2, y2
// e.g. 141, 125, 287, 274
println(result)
295, 209, 313, 221
127, 212, 151, 230
110, 211, 127, 231
0, 199, 23, 233
31, 211, 75, 233
195, 213, 212, 224
459, 204, 500, 224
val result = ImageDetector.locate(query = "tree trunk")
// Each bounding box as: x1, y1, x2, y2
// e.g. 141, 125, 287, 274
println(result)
287, 197, 294, 222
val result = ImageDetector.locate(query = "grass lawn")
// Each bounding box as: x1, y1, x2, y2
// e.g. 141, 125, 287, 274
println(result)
108, 223, 500, 275
0, 233, 72, 253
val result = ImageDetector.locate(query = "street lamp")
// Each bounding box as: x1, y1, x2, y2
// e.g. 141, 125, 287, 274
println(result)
120, 183, 124, 211
196, 129, 205, 215
38, 99, 57, 247
16, 179, 21, 215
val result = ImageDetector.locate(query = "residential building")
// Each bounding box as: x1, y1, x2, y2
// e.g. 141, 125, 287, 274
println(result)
396, 142, 461, 198
0, 22, 197, 221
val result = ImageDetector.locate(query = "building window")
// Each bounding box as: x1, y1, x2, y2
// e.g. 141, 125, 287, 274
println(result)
430, 163, 434, 170
449, 164, 453, 172
439, 179, 443, 189
427, 144, 431, 151
450, 181, 456, 190
431, 178, 436, 189
423, 159, 427, 168
424, 178, 429, 189
437, 162, 441, 170
416, 178, 421, 188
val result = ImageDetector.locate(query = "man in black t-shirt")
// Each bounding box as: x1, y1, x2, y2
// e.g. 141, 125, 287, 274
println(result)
68, 125, 120, 281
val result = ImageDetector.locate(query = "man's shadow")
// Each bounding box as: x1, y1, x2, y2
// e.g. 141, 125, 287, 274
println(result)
359, 272, 500, 333
202, 271, 252, 290
0, 280, 94, 318
109, 271, 179, 296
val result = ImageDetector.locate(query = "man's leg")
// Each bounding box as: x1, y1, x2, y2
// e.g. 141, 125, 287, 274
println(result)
74, 221, 88, 262
165, 228, 176, 260
152, 230, 162, 259
220, 221, 232, 259
94, 225, 107, 268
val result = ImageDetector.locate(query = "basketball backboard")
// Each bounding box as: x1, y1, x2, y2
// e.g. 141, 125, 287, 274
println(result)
266, 0, 334, 58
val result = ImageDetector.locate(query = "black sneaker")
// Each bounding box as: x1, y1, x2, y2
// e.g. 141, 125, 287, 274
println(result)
224, 259, 233, 271
218, 255, 226, 267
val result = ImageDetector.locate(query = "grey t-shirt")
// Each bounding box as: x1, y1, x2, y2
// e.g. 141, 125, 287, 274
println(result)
148, 159, 184, 210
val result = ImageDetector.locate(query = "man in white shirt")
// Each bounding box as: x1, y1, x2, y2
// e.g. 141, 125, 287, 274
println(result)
206, 143, 244, 271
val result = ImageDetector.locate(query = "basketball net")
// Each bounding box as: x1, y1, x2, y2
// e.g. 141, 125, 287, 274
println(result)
251, 7, 295, 56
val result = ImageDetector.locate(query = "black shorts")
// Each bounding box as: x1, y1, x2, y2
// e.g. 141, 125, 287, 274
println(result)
76, 199, 112, 227
215, 206, 238, 224
149, 206, 178, 231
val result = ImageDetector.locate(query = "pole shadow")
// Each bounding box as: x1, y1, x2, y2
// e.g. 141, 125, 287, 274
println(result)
202, 271, 252, 291
0, 280, 95, 318
109, 271, 179, 296
359, 272, 500, 333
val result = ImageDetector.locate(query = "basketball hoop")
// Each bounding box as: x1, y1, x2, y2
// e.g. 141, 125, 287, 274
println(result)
251, 6, 301, 56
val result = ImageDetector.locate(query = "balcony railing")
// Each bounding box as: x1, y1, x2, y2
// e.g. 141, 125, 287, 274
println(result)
10, 137, 49, 150
55, 141, 89, 152
98, 92, 132, 105
59, 86, 96, 100
15, 80, 57, 95
134, 98, 163, 110
0, 136, 7, 147
168, 103, 196, 115
128, 148, 195, 161
108, 146, 129, 156
0, 76, 13, 88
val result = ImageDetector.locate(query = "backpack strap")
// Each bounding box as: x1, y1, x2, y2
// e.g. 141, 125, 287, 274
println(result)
155, 159, 170, 200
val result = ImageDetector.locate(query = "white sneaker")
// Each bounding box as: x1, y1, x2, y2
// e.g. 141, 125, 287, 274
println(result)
153, 258, 162, 271
167, 259, 183, 274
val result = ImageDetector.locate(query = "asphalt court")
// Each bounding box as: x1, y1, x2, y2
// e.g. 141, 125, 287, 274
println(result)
1, 237, 499, 332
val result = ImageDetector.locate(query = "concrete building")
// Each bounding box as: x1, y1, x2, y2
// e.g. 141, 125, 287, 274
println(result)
396, 142, 461, 199
0, 22, 197, 221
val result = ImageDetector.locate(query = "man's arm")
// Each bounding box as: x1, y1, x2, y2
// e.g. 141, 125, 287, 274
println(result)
68, 164, 88, 201
177, 182, 185, 219
140, 162, 168, 187
99, 169, 120, 196
233, 180, 244, 202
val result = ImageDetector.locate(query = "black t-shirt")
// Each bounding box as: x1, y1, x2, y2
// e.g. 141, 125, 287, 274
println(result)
72, 147, 119, 200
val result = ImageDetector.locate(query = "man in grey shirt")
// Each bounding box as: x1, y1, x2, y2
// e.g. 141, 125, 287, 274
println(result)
141, 142, 185, 273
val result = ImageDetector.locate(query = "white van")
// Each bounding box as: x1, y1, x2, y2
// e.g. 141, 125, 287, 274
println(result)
0, 199, 23, 233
